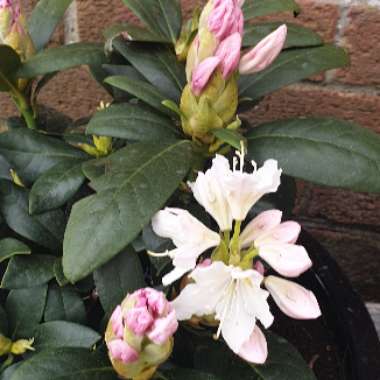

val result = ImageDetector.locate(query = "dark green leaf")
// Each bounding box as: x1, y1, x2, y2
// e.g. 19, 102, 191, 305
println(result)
0, 363, 22, 380
0, 238, 31, 263
247, 118, 380, 192
86, 103, 178, 141
94, 248, 146, 315
158, 368, 224, 380
33, 321, 100, 350
113, 39, 185, 101
9, 347, 115, 380
17, 43, 107, 78
5, 285, 48, 338
251, 332, 317, 380
1, 255, 55, 289
28, 0, 74, 51
44, 284, 86, 324
54, 259, 69, 287
63, 140, 193, 282
243, 0, 300, 19
243, 23, 322, 49
0, 181, 65, 250
29, 161, 86, 214
211, 129, 246, 150
0, 155, 11, 180
0, 304, 8, 335
122, 0, 182, 44
239, 45, 349, 100
0, 45, 21, 92
104, 75, 172, 117
0, 129, 87, 183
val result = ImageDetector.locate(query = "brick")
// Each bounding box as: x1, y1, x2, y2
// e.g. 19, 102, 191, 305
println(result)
335, 6, 380, 87
296, 183, 380, 227
248, 83, 380, 133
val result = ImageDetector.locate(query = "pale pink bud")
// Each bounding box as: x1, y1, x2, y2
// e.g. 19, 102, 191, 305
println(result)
215, 32, 241, 78
125, 306, 154, 336
191, 56, 221, 95
107, 339, 139, 364
147, 310, 179, 345
265, 276, 321, 320
239, 24, 287, 75
238, 326, 268, 364
208, 0, 236, 41
110, 305, 124, 339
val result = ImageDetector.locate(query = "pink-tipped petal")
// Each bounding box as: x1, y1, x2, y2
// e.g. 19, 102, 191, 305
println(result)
108, 339, 139, 364
271, 221, 301, 244
259, 244, 312, 277
215, 32, 242, 78
239, 24, 287, 74
240, 210, 283, 248
147, 310, 179, 345
191, 56, 221, 95
238, 326, 268, 364
208, 0, 236, 41
125, 306, 154, 336
265, 276, 321, 320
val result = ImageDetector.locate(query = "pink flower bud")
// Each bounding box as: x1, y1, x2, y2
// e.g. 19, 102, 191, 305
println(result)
215, 32, 242, 78
191, 56, 221, 96
265, 276, 321, 320
125, 306, 154, 336
239, 24, 287, 75
238, 326, 268, 364
208, 0, 236, 41
147, 309, 179, 345
110, 305, 124, 339
107, 339, 139, 364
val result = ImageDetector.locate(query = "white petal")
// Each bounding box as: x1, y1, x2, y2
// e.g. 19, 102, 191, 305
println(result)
189, 155, 233, 231
238, 326, 268, 364
265, 276, 321, 319
172, 262, 231, 320
162, 266, 189, 287
152, 208, 220, 248
258, 243, 312, 277
240, 210, 282, 248
217, 279, 256, 353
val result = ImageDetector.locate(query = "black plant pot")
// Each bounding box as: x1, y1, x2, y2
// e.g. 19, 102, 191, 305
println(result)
296, 231, 380, 380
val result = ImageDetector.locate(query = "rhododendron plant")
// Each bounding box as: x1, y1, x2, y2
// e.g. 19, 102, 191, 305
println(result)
0, 0, 378, 378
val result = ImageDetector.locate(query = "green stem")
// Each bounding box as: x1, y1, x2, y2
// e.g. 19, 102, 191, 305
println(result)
12, 90, 36, 130
229, 220, 242, 265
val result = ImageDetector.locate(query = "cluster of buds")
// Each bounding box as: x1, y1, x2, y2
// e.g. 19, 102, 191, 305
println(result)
179, 0, 287, 144
0, 0, 35, 61
105, 288, 178, 380
0, 334, 34, 356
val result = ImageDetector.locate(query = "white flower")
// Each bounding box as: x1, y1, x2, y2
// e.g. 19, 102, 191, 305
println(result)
151, 208, 220, 285
240, 209, 312, 277
188, 155, 233, 231
172, 261, 274, 354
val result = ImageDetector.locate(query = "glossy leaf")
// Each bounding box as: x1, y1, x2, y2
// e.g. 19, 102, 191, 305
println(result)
5, 285, 48, 338
86, 103, 178, 141
0, 238, 31, 263
251, 332, 317, 380
247, 118, 380, 192
113, 39, 185, 101
9, 347, 115, 380
44, 284, 86, 324
0, 363, 22, 380
94, 248, 146, 315
54, 259, 69, 287
239, 45, 349, 100
0, 45, 21, 92
1, 255, 56, 289
17, 43, 107, 78
122, 0, 182, 44
105, 75, 171, 116
243, 0, 300, 19
0, 129, 87, 183
243, 22, 322, 49
28, 0, 74, 51
33, 321, 100, 350
63, 140, 193, 282
0, 181, 65, 250
29, 161, 86, 214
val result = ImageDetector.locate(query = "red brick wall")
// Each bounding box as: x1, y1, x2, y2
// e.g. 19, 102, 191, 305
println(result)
1, 0, 379, 301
